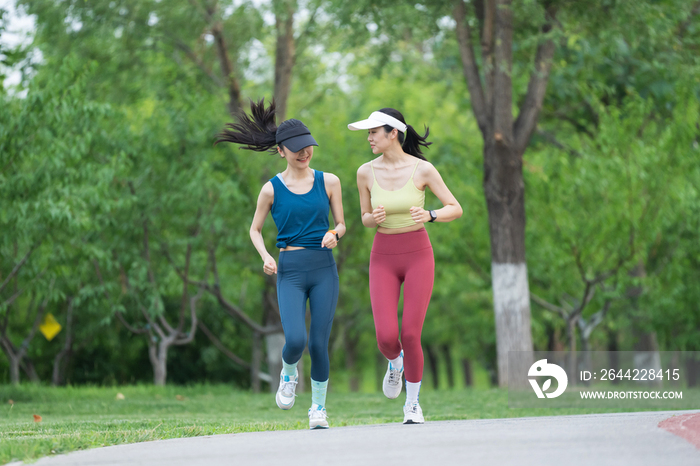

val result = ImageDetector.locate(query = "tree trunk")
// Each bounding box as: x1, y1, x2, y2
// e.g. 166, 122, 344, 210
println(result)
345, 327, 360, 392
686, 355, 700, 388
52, 297, 74, 386
376, 352, 386, 391
441, 344, 454, 388
566, 317, 577, 382
265, 331, 286, 392
486, 0, 533, 388
425, 344, 439, 389
9, 354, 20, 385
461, 358, 473, 387
484, 1, 534, 380
580, 327, 591, 387
251, 331, 262, 393
273, 0, 296, 122
149, 340, 169, 386
52, 347, 72, 386
485, 97, 534, 387
633, 331, 662, 388
607, 329, 620, 386
263, 276, 285, 393
21, 357, 40, 383
2, 334, 40, 384
490, 262, 533, 387
628, 260, 662, 387
454, 0, 556, 387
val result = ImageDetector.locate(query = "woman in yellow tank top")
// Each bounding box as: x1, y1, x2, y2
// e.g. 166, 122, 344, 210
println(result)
349, 108, 463, 424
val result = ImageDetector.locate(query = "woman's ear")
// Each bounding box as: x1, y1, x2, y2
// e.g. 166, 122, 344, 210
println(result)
277, 146, 285, 158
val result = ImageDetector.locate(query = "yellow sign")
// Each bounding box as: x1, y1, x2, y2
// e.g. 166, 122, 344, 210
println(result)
39, 313, 62, 341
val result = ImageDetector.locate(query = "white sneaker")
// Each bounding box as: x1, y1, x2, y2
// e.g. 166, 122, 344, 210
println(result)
308, 404, 329, 429
403, 402, 424, 424
275, 369, 298, 410
382, 351, 404, 399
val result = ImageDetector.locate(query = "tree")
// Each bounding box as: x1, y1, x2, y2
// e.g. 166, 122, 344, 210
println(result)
0, 56, 116, 383
450, 0, 560, 385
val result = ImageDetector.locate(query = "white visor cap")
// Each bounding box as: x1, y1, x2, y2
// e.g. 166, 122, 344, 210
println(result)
348, 111, 407, 133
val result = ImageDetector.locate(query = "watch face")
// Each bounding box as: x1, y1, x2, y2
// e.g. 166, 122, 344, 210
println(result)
430, 210, 437, 221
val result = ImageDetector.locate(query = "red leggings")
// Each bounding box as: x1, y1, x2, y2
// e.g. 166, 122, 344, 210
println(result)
369, 228, 434, 383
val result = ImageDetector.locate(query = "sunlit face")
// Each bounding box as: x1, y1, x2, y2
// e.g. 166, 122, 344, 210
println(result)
279, 145, 314, 167
367, 126, 398, 154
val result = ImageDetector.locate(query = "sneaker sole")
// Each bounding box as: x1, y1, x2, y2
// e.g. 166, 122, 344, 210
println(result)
383, 390, 401, 399
276, 393, 295, 410
309, 422, 329, 429
403, 419, 425, 424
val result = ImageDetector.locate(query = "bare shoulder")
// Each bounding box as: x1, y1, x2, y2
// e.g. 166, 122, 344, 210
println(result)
357, 161, 372, 176
416, 159, 439, 177
323, 172, 341, 188
259, 181, 274, 200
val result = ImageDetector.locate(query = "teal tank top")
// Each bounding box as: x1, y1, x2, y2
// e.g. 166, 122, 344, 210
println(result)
270, 170, 330, 249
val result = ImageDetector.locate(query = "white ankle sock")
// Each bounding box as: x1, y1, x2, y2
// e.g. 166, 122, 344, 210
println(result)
389, 354, 403, 372
406, 381, 421, 404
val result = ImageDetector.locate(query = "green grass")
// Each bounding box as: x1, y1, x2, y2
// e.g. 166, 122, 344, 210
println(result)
0, 384, 691, 465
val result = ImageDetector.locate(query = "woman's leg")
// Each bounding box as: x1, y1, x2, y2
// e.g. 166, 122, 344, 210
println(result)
275, 252, 309, 410
369, 251, 403, 360
277, 254, 309, 368
401, 246, 435, 385
307, 257, 339, 385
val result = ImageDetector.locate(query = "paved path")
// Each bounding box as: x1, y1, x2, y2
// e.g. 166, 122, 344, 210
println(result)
10, 410, 700, 466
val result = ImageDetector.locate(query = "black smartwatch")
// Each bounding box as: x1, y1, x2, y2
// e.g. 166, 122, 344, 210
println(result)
428, 210, 437, 223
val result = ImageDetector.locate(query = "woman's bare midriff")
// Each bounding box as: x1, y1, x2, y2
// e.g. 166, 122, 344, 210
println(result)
280, 246, 307, 251
376, 224, 426, 235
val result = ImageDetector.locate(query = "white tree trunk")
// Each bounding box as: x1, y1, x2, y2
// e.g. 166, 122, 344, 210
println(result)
149, 341, 169, 386
265, 332, 285, 392
9, 356, 20, 385
491, 262, 534, 387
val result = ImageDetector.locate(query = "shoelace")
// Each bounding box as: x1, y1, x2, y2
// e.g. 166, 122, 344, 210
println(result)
388, 368, 402, 385
406, 403, 419, 414
280, 379, 298, 397
310, 408, 328, 419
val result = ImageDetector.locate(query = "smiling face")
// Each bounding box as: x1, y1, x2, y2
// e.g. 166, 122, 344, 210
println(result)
279, 144, 314, 167
367, 126, 399, 154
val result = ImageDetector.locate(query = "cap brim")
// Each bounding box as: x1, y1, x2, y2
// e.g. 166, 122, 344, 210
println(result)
348, 119, 386, 131
282, 134, 318, 153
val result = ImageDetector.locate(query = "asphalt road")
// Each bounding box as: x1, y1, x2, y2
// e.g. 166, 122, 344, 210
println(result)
9, 410, 700, 466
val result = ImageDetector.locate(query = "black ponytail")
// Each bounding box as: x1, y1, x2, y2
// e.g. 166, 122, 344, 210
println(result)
215, 98, 279, 153
379, 107, 432, 160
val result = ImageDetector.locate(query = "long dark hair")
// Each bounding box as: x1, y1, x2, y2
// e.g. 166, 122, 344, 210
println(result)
379, 108, 432, 160
215, 98, 281, 153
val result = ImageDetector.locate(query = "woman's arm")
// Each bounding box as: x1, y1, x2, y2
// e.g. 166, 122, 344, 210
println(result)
357, 163, 385, 228
410, 162, 463, 224
322, 173, 346, 248
249, 182, 277, 275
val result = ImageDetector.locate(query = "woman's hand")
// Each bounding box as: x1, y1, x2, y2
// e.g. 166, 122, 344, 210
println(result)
373, 205, 386, 225
322, 231, 339, 249
262, 255, 277, 275
410, 206, 430, 224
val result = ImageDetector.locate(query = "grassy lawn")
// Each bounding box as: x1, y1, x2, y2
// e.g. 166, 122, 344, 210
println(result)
0, 383, 692, 464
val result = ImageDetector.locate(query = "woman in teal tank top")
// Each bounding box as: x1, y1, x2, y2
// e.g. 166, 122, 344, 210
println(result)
216, 99, 346, 430
349, 108, 463, 425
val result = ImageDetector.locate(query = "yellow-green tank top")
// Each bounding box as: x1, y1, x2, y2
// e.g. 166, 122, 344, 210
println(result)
370, 161, 425, 229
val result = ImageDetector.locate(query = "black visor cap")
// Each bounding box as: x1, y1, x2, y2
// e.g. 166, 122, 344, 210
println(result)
275, 119, 319, 153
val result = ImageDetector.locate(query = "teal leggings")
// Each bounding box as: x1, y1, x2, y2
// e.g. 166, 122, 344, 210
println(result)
277, 249, 338, 381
